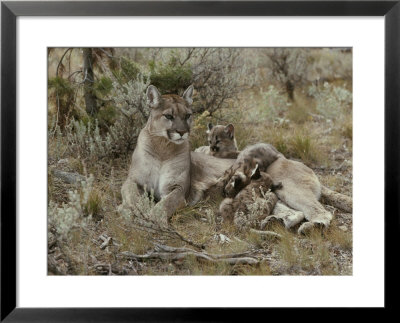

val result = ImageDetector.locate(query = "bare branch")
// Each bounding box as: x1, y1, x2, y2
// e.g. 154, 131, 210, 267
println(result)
56, 48, 73, 78
119, 244, 260, 265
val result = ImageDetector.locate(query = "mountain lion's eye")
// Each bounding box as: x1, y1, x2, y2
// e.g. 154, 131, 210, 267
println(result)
185, 114, 192, 120
164, 114, 174, 120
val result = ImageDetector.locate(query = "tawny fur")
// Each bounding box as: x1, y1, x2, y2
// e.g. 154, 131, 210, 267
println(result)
218, 158, 280, 229
234, 143, 283, 172
202, 128, 352, 233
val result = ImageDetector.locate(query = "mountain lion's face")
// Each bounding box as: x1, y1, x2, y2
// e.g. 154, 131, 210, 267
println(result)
146, 85, 193, 145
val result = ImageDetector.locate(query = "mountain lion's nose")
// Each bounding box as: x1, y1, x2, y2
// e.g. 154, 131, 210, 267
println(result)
176, 130, 186, 137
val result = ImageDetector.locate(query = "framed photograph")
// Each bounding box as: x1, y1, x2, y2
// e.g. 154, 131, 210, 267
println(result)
1, 1, 398, 321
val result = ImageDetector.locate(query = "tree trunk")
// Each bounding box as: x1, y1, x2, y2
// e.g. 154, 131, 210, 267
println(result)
83, 48, 98, 116
285, 80, 295, 101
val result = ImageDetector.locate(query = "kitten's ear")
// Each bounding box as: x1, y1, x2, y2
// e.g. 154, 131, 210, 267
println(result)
225, 124, 235, 139
146, 85, 162, 109
182, 85, 194, 105
206, 123, 213, 134
250, 163, 261, 180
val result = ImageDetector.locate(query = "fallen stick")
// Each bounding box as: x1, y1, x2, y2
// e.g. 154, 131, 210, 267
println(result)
249, 229, 282, 239
100, 237, 112, 250
155, 243, 257, 261
119, 244, 261, 266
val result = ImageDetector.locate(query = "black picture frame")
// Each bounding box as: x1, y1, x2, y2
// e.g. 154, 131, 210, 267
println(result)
1, 1, 398, 321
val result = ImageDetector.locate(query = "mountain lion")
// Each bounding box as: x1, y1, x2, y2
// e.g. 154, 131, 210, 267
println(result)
208, 138, 352, 234
120, 85, 234, 225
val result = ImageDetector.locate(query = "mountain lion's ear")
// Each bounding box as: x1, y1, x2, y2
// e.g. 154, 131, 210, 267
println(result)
206, 123, 213, 134
250, 163, 261, 180
182, 85, 194, 105
225, 124, 235, 139
146, 85, 162, 109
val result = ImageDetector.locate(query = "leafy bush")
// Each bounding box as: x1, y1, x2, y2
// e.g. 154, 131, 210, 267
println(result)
246, 85, 289, 123
149, 56, 193, 94
308, 82, 352, 119
48, 76, 76, 127
112, 57, 141, 84
112, 75, 150, 121
48, 175, 95, 239
262, 48, 309, 100
94, 76, 113, 96
96, 105, 117, 129
191, 48, 247, 114
51, 68, 150, 162
148, 48, 248, 114
61, 114, 141, 162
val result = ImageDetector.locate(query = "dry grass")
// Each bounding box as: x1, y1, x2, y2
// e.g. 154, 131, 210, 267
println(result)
48, 93, 353, 276
48, 49, 352, 276
287, 94, 315, 124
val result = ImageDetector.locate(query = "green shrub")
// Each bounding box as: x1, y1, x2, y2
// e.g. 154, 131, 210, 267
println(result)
61, 115, 140, 162
149, 56, 193, 94
94, 77, 113, 96
96, 105, 117, 129
112, 57, 141, 84
48, 76, 73, 94
121, 57, 141, 79
56, 71, 150, 162
308, 82, 352, 119
48, 175, 95, 239
262, 85, 289, 120
48, 76, 75, 127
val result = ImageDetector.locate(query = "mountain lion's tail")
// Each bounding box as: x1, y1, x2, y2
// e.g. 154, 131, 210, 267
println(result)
320, 186, 352, 213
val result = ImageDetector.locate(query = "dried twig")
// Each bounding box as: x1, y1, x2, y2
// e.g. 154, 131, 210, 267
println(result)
100, 236, 112, 250
119, 244, 260, 265
123, 201, 204, 250
249, 229, 282, 239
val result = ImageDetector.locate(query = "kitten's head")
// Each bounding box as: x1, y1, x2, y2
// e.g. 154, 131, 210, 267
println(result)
206, 123, 237, 157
